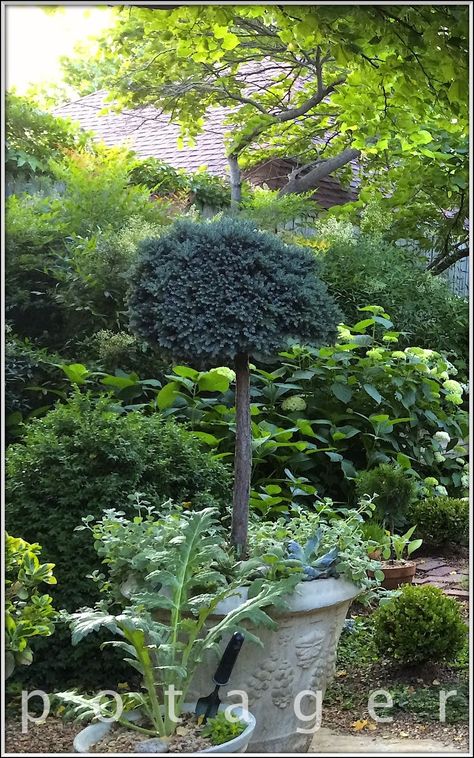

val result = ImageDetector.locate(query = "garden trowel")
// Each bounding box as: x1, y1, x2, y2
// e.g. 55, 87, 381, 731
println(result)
195, 632, 245, 722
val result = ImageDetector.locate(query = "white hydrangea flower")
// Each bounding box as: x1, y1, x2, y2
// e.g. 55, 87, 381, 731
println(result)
281, 395, 307, 412
212, 366, 236, 382
367, 348, 384, 360
434, 431, 450, 449
446, 393, 463, 405
434, 452, 445, 463
443, 379, 462, 394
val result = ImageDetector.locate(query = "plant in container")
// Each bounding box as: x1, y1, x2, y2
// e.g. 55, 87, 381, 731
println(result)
127, 217, 373, 751
377, 526, 423, 590
57, 503, 299, 753
360, 521, 390, 560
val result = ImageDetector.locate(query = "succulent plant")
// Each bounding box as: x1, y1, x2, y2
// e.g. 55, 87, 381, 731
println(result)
287, 529, 339, 580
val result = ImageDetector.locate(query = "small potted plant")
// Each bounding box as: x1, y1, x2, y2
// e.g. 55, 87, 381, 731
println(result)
378, 526, 423, 589
56, 504, 298, 754
360, 521, 389, 560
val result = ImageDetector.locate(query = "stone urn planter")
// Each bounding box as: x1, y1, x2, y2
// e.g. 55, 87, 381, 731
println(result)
73, 704, 256, 754
188, 578, 359, 753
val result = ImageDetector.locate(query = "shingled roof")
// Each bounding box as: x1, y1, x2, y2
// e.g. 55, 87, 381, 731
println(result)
54, 90, 358, 210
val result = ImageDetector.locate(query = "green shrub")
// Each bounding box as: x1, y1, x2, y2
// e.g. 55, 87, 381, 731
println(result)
83, 329, 167, 376
6, 183, 170, 349
5, 193, 68, 344
373, 584, 467, 666
306, 220, 468, 370
129, 216, 341, 550
6, 393, 230, 687
6, 393, 231, 612
153, 310, 468, 504
6, 91, 86, 180
49, 146, 170, 237
4, 336, 68, 442
407, 496, 469, 548
55, 216, 168, 340
5, 533, 56, 679
355, 464, 416, 531
241, 187, 316, 232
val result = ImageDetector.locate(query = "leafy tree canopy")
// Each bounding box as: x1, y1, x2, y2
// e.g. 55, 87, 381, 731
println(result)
68, 4, 467, 189
6, 92, 87, 179
61, 4, 468, 268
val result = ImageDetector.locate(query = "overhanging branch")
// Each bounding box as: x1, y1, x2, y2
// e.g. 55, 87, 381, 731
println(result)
279, 148, 360, 195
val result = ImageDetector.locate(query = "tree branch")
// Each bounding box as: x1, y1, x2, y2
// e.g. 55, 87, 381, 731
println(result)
279, 147, 360, 195
427, 244, 469, 275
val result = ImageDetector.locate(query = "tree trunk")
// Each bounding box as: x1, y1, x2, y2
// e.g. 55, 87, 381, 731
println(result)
228, 154, 242, 208
231, 352, 251, 556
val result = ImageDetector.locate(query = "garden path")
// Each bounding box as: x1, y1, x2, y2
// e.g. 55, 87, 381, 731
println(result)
414, 556, 469, 599
311, 726, 465, 753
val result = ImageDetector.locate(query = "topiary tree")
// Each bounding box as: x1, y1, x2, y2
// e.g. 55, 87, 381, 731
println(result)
356, 464, 417, 552
128, 217, 341, 553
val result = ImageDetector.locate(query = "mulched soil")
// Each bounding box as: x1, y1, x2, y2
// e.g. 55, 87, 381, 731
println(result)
323, 595, 469, 752
90, 714, 213, 753
323, 666, 469, 751
5, 716, 213, 754
5, 717, 80, 754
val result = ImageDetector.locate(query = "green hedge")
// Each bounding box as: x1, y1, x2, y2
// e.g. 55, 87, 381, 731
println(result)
407, 496, 469, 548
373, 584, 467, 665
6, 393, 231, 687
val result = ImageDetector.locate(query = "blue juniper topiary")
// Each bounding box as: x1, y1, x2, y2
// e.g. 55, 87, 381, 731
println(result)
128, 217, 342, 552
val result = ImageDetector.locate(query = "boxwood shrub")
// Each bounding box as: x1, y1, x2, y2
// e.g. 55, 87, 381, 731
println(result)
373, 584, 467, 666
407, 496, 469, 548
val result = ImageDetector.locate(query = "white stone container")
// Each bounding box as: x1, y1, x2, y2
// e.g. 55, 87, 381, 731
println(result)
188, 578, 359, 753
73, 704, 255, 754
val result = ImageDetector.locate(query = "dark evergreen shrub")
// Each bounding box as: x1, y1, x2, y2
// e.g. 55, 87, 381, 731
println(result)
128, 217, 341, 550
128, 217, 342, 365
355, 463, 416, 531
6, 393, 230, 612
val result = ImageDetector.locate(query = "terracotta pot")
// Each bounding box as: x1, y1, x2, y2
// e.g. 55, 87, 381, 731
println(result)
379, 560, 416, 590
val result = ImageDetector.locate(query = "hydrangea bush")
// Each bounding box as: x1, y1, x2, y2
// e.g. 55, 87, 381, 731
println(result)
153, 307, 468, 508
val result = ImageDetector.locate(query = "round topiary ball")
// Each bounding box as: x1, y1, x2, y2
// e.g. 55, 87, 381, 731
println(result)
128, 217, 342, 365
373, 584, 466, 666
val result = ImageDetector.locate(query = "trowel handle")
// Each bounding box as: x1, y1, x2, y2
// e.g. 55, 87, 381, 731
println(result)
213, 632, 245, 686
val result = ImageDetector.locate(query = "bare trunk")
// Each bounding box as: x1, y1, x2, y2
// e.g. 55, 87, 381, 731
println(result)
231, 352, 251, 555
228, 154, 242, 208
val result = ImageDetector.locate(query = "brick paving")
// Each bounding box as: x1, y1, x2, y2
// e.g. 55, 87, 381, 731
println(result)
415, 556, 469, 598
